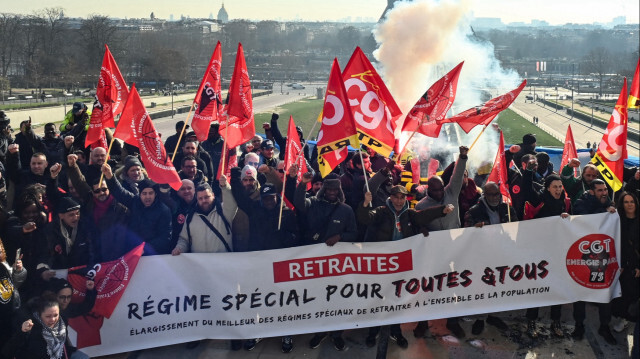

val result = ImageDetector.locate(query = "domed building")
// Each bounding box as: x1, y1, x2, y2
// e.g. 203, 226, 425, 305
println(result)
217, 2, 229, 23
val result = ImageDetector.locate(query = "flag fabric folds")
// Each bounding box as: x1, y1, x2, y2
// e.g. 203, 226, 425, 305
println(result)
487, 131, 512, 205
192, 41, 223, 142
629, 58, 639, 109
400, 62, 464, 148
114, 84, 182, 190
283, 115, 309, 195
86, 44, 129, 148
317, 59, 360, 178
342, 47, 401, 157
591, 78, 628, 192
220, 43, 255, 149
443, 80, 527, 133
560, 124, 579, 177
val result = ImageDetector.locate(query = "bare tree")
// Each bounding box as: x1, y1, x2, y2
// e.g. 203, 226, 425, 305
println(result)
0, 14, 22, 77
80, 15, 120, 68
582, 47, 612, 97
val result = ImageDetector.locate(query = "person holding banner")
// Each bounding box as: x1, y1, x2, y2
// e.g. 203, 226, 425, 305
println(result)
294, 173, 356, 351
414, 146, 469, 339
521, 170, 572, 338
463, 182, 515, 335
572, 179, 617, 344
358, 185, 452, 348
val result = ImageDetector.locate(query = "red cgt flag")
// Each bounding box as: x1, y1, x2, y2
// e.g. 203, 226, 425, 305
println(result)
487, 131, 512, 205
220, 43, 255, 149
216, 146, 237, 180
283, 115, 309, 197
629, 58, 639, 109
400, 62, 464, 148
67, 243, 144, 348
342, 47, 401, 158
317, 59, 360, 177
443, 80, 526, 133
591, 78, 628, 192
86, 44, 129, 148
114, 84, 182, 190
560, 124, 579, 177
192, 41, 223, 142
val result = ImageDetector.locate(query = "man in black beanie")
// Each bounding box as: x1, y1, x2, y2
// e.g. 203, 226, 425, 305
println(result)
513, 133, 537, 166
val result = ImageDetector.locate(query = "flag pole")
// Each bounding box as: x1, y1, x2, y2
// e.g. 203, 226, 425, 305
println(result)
395, 115, 427, 162
98, 135, 117, 186
277, 170, 287, 230
468, 125, 488, 151
220, 114, 230, 177
359, 150, 371, 191
170, 102, 196, 163
292, 119, 320, 166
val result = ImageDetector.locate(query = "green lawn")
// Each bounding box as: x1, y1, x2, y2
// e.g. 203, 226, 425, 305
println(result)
497, 108, 563, 147
254, 98, 324, 137
255, 99, 563, 146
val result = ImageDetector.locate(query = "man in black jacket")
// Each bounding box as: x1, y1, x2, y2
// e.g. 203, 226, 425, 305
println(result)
358, 185, 451, 348
294, 173, 356, 351
572, 179, 617, 345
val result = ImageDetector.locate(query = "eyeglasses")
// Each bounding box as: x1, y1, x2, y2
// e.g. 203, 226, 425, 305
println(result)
277, 169, 285, 173
247, 161, 259, 167
93, 188, 108, 194
58, 295, 72, 301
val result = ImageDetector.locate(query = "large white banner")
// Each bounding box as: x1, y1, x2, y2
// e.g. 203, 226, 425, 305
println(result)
72, 213, 621, 357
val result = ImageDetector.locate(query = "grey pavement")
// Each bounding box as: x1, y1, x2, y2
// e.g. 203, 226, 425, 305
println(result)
97, 305, 636, 359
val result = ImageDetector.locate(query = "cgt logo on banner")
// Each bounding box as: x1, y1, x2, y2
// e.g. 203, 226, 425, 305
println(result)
566, 234, 619, 289
72, 213, 621, 357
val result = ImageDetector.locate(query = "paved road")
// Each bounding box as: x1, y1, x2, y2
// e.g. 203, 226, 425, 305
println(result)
98, 305, 635, 359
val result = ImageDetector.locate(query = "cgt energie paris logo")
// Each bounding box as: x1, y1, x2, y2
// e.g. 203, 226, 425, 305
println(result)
566, 234, 619, 289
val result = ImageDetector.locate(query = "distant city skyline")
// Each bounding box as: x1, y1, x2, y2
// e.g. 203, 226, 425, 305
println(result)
3, 0, 639, 25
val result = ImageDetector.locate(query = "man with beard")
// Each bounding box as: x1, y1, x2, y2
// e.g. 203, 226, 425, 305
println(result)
414, 146, 468, 339
235, 182, 298, 352
294, 172, 356, 351
562, 160, 602, 206
358, 186, 452, 348
228, 166, 259, 253
571, 179, 617, 344
67, 154, 130, 263
174, 139, 213, 182
463, 182, 515, 335
178, 156, 207, 186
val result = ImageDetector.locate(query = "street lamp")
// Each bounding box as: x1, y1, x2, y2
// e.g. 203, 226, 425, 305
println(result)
171, 82, 174, 118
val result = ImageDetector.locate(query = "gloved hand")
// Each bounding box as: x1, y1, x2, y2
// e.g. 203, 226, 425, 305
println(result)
271, 113, 279, 122
230, 167, 242, 181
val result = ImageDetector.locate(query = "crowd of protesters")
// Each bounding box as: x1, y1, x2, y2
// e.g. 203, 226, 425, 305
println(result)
0, 107, 638, 357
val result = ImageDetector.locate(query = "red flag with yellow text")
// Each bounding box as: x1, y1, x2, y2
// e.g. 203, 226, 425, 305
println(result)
192, 41, 223, 142
342, 47, 401, 157
114, 84, 182, 190
400, 62, 463, 150
443, 80, 526, 133
560, 124, 579, 177
86, 45, 129, 147
591, 78, 628, 192
487, 131, 512, 205
317, 59, 360, 177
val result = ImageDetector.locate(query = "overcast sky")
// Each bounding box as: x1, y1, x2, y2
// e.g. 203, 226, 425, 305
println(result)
4, 0, 639, 25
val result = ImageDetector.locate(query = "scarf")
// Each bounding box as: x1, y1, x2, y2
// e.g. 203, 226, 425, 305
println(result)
33, 311, 66, 359
93, 195, 114, 224
480, 197, 501, 225
59, 221, 77, 255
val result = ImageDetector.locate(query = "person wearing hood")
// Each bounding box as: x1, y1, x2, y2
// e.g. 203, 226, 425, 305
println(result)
520, 172, 572, 339
512, 133, 537, 167
101, 163, 172, 256
358, 185, 452, 348
294, 172, 356, 351
414, 146, 469, 339
463, 182, 516, 335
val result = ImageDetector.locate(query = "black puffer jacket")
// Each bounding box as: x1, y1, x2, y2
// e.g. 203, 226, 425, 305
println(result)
294, 181, 357, 246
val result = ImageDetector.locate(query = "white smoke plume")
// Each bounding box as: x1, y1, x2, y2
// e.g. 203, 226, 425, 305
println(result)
373, 0, 522, 179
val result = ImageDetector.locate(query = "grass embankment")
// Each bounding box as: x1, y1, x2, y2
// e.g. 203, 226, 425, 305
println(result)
255, 100, 563, 146
497, 108, 563, 147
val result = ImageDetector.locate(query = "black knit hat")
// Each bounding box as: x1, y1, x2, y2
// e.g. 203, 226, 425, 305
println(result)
123, 155, 142, 174
57, 197, 80, 213
138, 179, 157, 193
49, 278, 72, 294
522, 133, 537, 146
